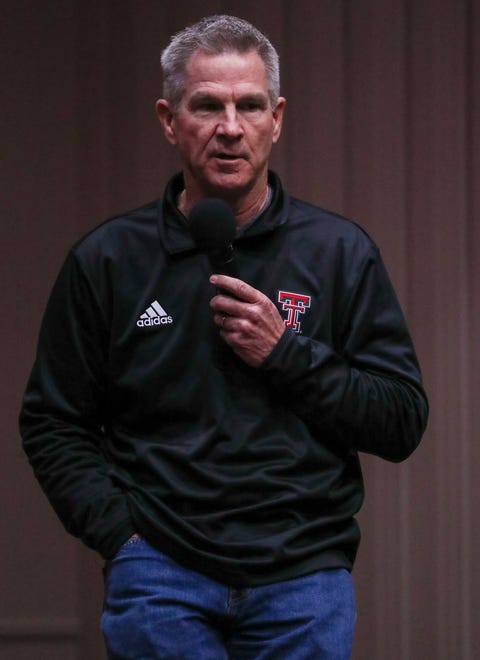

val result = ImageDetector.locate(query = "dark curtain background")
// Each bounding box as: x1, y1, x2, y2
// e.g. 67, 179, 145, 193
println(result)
2, 1, 479, 658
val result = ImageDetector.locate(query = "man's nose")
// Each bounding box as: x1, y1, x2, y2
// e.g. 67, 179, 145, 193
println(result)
217, 107, 243, 139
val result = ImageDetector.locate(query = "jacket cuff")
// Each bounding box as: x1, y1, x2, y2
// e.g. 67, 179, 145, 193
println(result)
98, 518, 137, 560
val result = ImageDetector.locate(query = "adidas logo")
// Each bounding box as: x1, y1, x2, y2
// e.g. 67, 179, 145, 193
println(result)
136, 300, 173, 327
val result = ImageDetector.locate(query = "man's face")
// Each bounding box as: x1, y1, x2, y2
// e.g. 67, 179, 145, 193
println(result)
157, 49, 285, 203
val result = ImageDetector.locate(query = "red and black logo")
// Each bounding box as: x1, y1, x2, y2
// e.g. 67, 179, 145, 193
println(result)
277, 291, 311, 333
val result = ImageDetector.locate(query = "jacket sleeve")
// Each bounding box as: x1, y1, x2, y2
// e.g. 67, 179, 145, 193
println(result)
19, 251, 136, 558
261, 245, 428, 462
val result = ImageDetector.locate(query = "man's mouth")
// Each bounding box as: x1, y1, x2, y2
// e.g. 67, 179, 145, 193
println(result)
213, 153, 244, 160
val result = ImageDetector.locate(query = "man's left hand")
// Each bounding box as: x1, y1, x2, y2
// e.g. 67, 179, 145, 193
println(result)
209, 274, 286, 368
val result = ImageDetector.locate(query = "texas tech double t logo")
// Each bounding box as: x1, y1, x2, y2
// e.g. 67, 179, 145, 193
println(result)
277, 291, 311, 333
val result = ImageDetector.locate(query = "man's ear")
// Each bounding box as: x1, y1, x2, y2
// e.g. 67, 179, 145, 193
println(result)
155, 99, 177, 145
272, 97, 286, 144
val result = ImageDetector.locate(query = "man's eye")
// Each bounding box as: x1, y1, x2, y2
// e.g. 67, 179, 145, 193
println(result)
239, 100, 267, 113
197, 102, 221, 112
240, 102, 261, 111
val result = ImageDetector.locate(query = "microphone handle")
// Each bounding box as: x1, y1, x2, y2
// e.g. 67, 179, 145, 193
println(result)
207, 245, 238, 370
208, 245, 238, 278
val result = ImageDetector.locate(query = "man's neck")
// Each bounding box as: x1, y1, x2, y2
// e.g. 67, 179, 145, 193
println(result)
177, 182, 271, 226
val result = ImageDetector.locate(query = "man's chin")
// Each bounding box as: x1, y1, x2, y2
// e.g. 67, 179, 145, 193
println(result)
201, 174, 252, 200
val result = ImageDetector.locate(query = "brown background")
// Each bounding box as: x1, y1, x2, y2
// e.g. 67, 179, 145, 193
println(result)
2, 1, 479, 658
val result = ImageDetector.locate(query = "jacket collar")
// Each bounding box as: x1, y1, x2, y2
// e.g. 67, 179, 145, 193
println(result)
158, 171, 290, 256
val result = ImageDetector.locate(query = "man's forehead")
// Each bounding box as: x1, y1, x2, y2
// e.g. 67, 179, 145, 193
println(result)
184, 49, 268, 89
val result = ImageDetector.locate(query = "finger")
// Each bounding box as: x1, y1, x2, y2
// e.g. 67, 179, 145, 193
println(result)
210, 275, 261, 303
210, 294, 249, 317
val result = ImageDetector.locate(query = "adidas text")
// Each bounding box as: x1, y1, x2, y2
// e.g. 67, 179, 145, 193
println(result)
137, 316, 173, 327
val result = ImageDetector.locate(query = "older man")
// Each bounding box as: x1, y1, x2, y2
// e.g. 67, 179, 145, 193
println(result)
20, 15, 428, 659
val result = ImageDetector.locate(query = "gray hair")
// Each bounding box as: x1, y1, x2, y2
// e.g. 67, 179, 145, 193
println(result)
161, 15, 280, 110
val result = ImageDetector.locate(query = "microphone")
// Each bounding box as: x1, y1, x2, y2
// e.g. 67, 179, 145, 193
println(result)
188, 198, 238, 278
188, 198, 238, 369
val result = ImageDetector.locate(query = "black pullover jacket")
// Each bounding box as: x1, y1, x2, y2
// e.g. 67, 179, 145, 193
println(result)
20, 172, 428, 586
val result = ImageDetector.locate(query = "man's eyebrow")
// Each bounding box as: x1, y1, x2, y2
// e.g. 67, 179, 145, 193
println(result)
237, 92, 269, 105
188, 92, 222, 105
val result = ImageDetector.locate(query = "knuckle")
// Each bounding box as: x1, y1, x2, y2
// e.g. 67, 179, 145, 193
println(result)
239, 319, 252, 334
248, 305, 263, 325
237, 281, 252, 300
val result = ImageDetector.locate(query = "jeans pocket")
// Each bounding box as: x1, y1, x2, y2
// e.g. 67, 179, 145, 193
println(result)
103, 534, 144, 577
119, 533, 143, 550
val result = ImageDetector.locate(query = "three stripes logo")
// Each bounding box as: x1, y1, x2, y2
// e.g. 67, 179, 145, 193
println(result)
136, 300, 173, 328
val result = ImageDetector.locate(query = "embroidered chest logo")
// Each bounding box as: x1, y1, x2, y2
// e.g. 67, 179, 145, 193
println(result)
137, 300, 173, 327
277, 291, 311, 334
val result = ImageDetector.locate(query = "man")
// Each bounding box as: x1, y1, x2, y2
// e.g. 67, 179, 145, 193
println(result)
20, 15, 428, 659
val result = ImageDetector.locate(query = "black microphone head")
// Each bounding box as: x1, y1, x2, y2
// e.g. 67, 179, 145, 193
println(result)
188, 198, 236, 252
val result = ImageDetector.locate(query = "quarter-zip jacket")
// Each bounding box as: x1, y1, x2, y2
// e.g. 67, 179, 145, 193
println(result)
20, 172, 428, 587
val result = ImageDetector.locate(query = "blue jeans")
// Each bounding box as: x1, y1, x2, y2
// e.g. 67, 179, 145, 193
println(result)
101, 537, 355, 659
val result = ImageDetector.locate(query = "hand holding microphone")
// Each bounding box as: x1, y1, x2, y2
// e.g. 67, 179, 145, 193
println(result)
209, 274, 286, 368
